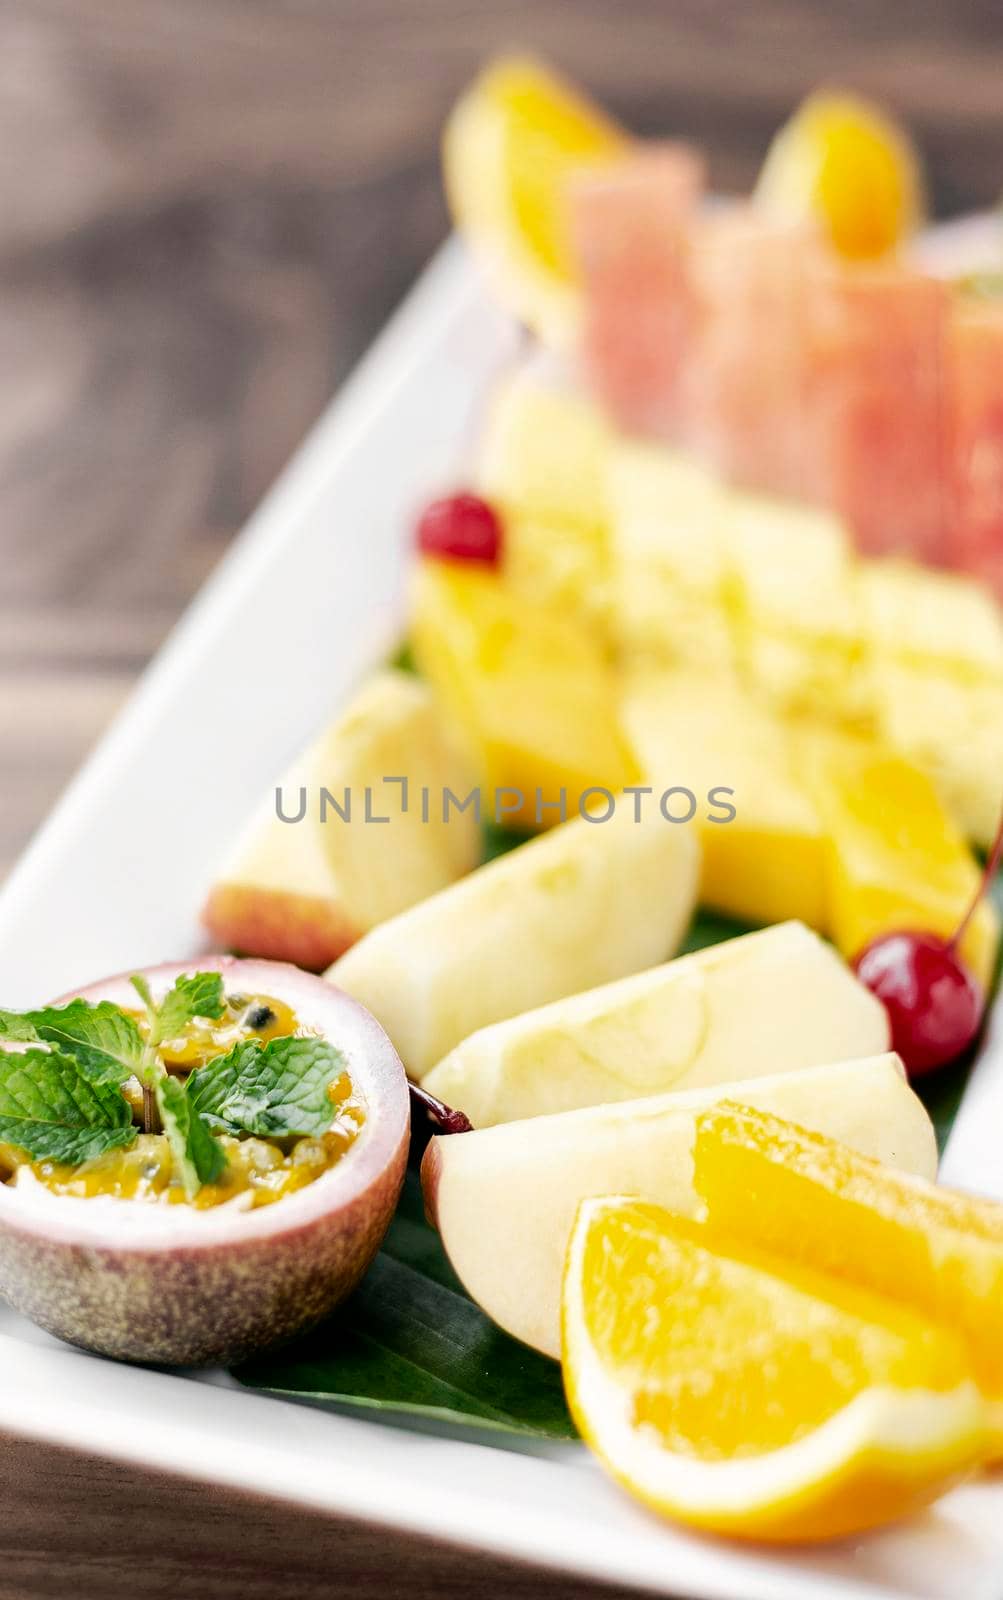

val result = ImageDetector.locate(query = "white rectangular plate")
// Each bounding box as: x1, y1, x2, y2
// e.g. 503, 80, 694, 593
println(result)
2, 230, 1003, 1600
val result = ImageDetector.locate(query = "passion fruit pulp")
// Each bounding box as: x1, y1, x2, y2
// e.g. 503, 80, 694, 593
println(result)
0, 957, 409, 1367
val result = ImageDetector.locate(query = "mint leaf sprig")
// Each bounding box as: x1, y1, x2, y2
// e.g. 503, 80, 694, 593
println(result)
127, 972, 228, 1196
0, 972, 230, 1198
187, 1035, 347, 1140
0, 1047, 138, 1166
0, 974, 351, 1203
131, 971, 226, 1051
156, 1074, 227, 1195
0, 971, 227, 1108
0, 1000, 144, 1086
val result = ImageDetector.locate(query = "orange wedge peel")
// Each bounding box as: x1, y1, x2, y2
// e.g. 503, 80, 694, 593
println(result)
562, 1196, 985, 1541
443, 57, 628, 345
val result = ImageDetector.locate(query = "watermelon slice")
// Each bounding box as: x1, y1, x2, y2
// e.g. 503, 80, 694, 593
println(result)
947, 293, 1003, 600
683, 208, 823, 497
801, 261, 950, 564
572, 144, 704, 441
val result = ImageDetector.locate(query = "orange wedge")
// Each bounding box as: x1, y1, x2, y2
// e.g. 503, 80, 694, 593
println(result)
443, 57, 628, 345
562, 1197, 984, 1542
694, 1101, 1003, 1452
754, 90, 923, 260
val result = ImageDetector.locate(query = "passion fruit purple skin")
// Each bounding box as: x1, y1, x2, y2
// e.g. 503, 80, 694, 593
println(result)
0, 957, 409, 1368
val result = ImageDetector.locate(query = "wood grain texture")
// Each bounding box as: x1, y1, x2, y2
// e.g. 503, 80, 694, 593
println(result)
2, 3, 1003, 1590
0, 1431, 644, 1600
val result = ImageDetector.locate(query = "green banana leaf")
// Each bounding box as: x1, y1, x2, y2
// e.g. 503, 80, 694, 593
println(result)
233, 1167, 576, 1439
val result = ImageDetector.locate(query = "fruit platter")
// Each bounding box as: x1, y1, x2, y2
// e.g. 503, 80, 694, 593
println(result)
3, 56, 1003, 1598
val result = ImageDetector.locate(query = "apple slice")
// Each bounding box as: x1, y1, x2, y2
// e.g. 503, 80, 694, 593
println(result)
422, 1053, 936, 1358
422, 921, 889, 1127
203, 671, 481, 971
328, 805, 699, 1080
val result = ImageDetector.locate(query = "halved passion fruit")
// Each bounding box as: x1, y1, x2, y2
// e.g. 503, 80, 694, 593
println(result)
0, 957, 409, 1367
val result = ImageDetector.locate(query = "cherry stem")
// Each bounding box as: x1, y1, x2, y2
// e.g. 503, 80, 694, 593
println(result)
408, 1081, 473, 1135
951, 787, 1003, 956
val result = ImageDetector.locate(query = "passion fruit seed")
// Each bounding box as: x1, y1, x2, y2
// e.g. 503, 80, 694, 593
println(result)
416, 492, 502, 567
245, 1002, 276, 1030
853, 799, 1003, 1078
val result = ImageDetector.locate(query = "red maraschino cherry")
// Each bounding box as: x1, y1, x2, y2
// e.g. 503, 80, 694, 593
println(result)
853, 931, 983, 1078
416, 492, 502, 567
853, 806, 1003, 1078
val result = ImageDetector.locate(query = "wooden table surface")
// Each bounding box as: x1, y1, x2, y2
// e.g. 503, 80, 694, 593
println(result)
3, 2, 1003, 1593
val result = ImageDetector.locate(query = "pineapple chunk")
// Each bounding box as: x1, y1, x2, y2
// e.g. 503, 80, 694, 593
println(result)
478, 378, 609, 529
477, 379, 608, 622
800, 730, 999, 989
410, 559, 634, 830
859, 560, 1003, 682
871, 661, 1003, 850
500, 510, 608, 627
605, 441, 734, 669
621, 668, 827, 928
721, 491, 868, 722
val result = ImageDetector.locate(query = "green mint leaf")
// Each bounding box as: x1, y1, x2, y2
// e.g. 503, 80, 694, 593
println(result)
155, 1075, 227, 1200
129, 974, 154, 1014
0, 1000, 144, 1087
151, 972, 226, 1043
187, 1035, 345, 1140
0, 1011, 42, 1043
0, 1046, 137, 1165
